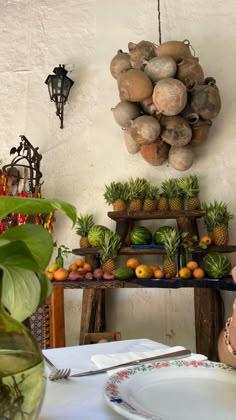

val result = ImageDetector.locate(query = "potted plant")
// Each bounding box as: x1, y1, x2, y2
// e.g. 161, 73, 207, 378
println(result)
0, 195, 77, 419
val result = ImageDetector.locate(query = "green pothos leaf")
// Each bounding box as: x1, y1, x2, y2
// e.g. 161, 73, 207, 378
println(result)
37, 271, 53, 306
1, 266, 42, 321
1, 224, 54, 270
0, 196, 77, 225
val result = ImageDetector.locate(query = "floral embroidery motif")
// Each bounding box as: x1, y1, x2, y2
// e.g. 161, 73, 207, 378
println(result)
105, 360, 236, 419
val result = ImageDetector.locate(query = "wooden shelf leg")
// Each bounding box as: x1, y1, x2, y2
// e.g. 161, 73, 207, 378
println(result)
194, 288, 224, 361
49, 287, 65, 348
115, 219, 134, 245
79, 289, 106, 345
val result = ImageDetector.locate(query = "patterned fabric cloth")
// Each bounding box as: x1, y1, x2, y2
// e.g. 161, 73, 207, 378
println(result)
28, 304, 50, 349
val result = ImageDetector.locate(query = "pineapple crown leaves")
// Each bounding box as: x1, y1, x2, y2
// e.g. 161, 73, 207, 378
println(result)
178, 175, 200, 198
75, 213, 95, 236
144, 184, 159, 200
161, 178, 183, 198
99, 230, 122, 263
161, 229, 182, 259
103, 181, 128, 205
202, 200, 234, 229
127, 177, 150, 201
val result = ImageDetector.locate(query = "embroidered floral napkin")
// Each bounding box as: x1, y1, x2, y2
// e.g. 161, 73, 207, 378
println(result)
91, 345, 207, 376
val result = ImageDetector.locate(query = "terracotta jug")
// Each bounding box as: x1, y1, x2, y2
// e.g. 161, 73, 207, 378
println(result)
187, 113, 212, 146
188, 78, 221, 120
152, 78, 187, 116
128, 40, 156, 70
160, 115, 192, 146
156, 40, 195, 61
176, 57, 204, 85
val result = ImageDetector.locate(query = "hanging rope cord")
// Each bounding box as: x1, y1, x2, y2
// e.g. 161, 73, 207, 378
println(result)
157, 0, 162, 45
156, 0, 196, 56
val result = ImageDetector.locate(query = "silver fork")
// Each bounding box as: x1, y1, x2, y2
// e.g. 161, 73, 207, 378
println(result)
43, 354, 71, 381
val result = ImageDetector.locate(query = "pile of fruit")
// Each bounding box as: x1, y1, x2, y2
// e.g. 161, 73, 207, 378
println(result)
46, 258, 117, 282
103, 175, 202, 212
46, 250, 232, 282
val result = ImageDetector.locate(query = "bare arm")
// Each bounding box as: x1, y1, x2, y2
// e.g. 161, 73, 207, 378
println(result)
218, 299, 236, 367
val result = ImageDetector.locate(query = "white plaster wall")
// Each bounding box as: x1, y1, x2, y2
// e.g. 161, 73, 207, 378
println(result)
0, 0, 236, 350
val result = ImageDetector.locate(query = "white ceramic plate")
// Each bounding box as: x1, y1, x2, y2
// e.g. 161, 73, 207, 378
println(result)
104, 360, 236, 420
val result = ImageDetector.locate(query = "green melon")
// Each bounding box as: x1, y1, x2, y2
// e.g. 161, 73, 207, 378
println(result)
88, 225, 110, 247
153, 226, 176, 244
130, 226, 152, 245
115, 267, 134, 280
202, 252, 231, 279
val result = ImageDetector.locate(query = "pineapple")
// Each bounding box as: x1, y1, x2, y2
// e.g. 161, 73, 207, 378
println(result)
158, 193, 169, 211
127, 177, 149, 211
178, 175, 201, 210
99, 230, 122, 273
143, 185, 159, 212
162, 229, 181, 278
75, 214, 94, 248
104, 181, 128, 211
202, 201, 234, 246
161, 178, 184, 211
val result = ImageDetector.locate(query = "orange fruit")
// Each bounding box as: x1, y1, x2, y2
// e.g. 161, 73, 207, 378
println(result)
186, 261, 198, 271
75, 258, 84, 268
200, 235, 212, 246
149, 264, 160, 272
126, 257, 140, 270
45, 270, 54, 281
154, 269, 164, 279
54, 268, 69, 281
193, 267, 205, 280
178, 267, 192, 279
69, 263, 78, 272
83, 262, 92, 272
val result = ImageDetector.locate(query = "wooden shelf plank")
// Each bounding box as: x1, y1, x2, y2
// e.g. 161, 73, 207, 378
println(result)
72, 244, 236, 256
52, 280, 124, 289
72, 247, 99, 256
51, 278, 236, 291
119, 247, 165, 255
126, 277, 236, 291
108, 210, 205, 221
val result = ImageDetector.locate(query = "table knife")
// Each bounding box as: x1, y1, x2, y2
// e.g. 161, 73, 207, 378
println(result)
70, 348, 191, 377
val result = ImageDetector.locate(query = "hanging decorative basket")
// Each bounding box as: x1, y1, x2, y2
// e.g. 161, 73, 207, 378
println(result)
110, 37, 221, 171
0, 135, 54, 233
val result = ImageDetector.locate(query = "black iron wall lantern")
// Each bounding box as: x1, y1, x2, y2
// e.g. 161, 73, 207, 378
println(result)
45, 64, 74, 129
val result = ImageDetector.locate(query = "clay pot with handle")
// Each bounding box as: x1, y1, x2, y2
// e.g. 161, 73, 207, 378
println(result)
176, 57, 204, 85
128, 40, 157, 70
187, 113, 212, 146
160, 115, 192, 147
130, 115, 161, 145
111, 100, 141, 129
153, 78, 187, 116
156, 40, 195, 61
144, 55, 177, 83
188, 78, 221, 120
140, 138, 170, 166
110, 49, 131, 79
118, 69, 153, 102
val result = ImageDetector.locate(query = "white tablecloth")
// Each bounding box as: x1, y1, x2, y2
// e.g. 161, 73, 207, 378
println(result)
39, 338, 169, 419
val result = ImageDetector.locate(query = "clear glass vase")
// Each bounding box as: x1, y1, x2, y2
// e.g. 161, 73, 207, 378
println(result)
0, 287, 46, 419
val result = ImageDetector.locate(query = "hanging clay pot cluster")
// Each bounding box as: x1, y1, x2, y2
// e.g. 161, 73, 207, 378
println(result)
110, 40, 221, 171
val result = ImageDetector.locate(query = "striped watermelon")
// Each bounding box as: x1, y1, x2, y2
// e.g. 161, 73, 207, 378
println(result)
130, 226, 152, 245
202, 252, 231, 279
153, 226, 176, 245
88, 225, 110, 247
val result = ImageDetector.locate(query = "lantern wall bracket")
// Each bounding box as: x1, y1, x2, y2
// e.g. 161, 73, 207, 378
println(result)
45, 64, 74, 129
